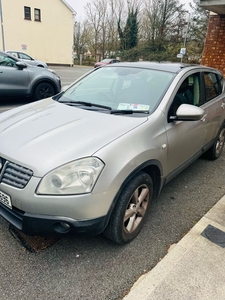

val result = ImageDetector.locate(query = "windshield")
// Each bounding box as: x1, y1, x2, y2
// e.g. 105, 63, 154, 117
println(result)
58, 66, 174, 114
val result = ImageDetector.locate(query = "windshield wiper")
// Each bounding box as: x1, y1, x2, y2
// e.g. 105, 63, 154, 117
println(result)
62, 101, 112, 110
110, 110, 149, 115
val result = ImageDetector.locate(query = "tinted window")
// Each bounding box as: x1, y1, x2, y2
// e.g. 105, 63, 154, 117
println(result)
204, 72, 222, 102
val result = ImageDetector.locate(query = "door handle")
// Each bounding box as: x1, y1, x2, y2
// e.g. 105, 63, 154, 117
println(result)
221, 103, 225, 109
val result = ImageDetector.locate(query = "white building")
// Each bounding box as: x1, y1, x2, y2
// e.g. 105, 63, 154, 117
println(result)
0, 0, 76, 65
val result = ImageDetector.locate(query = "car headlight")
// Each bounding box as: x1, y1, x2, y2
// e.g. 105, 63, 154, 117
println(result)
37, 157, 104, 195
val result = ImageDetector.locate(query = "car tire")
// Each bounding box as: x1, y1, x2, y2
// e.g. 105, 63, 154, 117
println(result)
104, 172, 153, 244
206, 125, 225, 160
33, 82, 55, 100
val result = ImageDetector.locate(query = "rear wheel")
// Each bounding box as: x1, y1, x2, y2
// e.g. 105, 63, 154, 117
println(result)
33, 82, 55, 100
206, 126, 225, 160
104, 172, 153, 244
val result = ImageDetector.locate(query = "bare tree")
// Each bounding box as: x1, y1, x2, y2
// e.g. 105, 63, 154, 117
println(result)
76, 0, 206, 63
143, 0, 186, 50
74, 20, 92, 64
187, 0, 209, 62
84, 0, 142, 59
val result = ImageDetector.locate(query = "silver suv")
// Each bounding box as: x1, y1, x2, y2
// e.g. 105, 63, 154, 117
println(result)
0, 62, 224, 244
0, 51, 61, 100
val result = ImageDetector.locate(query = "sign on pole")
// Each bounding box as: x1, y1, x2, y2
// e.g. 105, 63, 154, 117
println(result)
180, 48, 186, 55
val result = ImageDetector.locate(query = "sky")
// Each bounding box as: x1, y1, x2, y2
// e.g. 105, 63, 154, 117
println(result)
66, 0, 89, 21
66, 0, 193, 21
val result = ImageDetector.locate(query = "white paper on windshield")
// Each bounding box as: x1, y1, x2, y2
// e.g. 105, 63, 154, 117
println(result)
117, 103, 149, 110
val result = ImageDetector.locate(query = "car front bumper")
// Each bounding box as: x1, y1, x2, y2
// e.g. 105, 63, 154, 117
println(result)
0, 202, 107, 236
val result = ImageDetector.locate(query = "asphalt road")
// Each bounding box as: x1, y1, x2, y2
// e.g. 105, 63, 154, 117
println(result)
0, 66, 225, 300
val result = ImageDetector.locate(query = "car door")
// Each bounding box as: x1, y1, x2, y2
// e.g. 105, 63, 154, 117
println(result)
164, 72, 206, 178
201, 71, 225, 148
0, 53, 30, 97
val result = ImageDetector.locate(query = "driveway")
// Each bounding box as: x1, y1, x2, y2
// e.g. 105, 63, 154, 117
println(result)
0, 66, 225, 300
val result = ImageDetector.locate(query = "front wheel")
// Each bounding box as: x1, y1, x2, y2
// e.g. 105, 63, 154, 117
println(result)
33, 82, 55, 100
206, 126, 225, 160
104, 172, 153, 244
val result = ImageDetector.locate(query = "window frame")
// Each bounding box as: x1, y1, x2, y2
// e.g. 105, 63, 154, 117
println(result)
24, 6, 31, 20
34, 8, 41, 22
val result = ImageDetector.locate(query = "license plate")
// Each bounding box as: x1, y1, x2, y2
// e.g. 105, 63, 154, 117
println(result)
0, 190, 12, 209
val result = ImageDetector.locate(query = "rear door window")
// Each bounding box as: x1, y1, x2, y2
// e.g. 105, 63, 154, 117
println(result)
204, 72, 222, 102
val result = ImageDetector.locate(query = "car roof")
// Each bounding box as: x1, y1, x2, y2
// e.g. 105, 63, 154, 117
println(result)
6, 50, 26, 54
105, 61, 219, 74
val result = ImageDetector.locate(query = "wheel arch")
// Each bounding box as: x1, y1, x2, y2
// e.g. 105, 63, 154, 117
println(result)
102, 160, 163, 231
31, 79, 57, 97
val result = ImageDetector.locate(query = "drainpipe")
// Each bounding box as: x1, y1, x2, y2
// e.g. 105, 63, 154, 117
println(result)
0, 0, 5, 51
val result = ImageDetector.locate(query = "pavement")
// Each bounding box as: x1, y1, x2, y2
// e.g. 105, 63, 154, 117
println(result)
123, 194, 225, 300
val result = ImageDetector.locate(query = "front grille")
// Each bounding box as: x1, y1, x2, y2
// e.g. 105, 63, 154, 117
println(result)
1, 162, 33, 189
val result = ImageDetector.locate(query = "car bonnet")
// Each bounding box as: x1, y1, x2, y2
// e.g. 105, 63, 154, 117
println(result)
0, 99, 147, 177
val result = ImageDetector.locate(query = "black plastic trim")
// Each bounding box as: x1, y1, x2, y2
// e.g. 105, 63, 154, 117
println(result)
0, 201, 106, 237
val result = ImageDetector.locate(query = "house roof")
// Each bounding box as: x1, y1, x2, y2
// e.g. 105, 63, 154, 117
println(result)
61, 0, 77, 15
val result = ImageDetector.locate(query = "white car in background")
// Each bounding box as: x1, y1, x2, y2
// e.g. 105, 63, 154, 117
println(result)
6, 50, 48, 68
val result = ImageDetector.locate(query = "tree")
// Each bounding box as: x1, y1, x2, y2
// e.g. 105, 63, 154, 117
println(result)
118, 7, 139, 50
143, 0, 186, 51
186, 0, 209, 62
74, 21, 91, 64
76, 0, 208, 63
84, 0, 123, 60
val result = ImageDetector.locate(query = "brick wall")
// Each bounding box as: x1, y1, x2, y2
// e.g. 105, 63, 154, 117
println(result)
201, 15, 225, 76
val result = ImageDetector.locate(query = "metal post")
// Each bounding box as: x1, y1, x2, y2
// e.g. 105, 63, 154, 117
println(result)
181, 13, 190, 63
0, 0, 5, 51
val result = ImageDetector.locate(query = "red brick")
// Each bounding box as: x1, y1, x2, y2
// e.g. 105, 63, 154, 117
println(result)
201, 15, 225, 76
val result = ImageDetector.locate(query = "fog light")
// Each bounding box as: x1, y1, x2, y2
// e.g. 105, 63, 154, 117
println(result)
60, 222, 70, 230
53, 221, 71, 233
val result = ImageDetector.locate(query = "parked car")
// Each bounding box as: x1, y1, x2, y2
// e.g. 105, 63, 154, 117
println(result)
6, 50, 48, 68
94, 58, 120, 68
0, 51, 61, 100
0, 62, 224, 244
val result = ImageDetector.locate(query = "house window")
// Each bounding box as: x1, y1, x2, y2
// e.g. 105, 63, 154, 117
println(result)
24, 6, 31, 20
34, 8, 41, 21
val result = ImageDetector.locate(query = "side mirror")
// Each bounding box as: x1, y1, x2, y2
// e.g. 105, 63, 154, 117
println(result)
170, 104, 205, 121
16, 61, 27, 69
